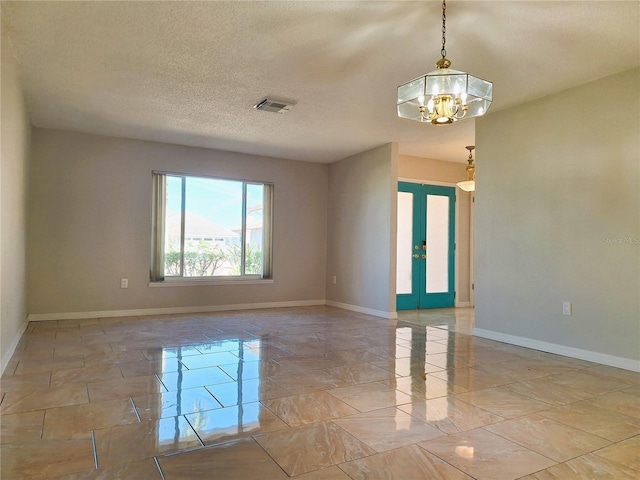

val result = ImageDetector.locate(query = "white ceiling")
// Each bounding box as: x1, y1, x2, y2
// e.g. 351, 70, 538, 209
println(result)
2, 1, 639, 164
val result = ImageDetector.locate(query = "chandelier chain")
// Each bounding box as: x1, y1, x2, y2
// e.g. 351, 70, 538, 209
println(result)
441, 0, 447, 59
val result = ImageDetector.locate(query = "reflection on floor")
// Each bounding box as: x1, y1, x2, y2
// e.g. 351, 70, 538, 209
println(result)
1, 306, 639, 479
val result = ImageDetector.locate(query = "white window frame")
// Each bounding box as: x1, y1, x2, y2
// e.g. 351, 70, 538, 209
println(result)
150, 171, 273, 285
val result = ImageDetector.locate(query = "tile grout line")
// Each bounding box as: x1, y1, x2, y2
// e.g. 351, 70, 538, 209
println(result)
130, 396, 142, 423
478, 424, 564, 465
91, 430, 99, 470
251, 435, 291, 478
11, 359, 20, 375
414, 441, 493, 480
40, 409, 48, 439
336, 462, 359, 480
154, 457, 167, 480
183, 414, 206, 447
155, 373, 169, 392
535, 402, 634, 444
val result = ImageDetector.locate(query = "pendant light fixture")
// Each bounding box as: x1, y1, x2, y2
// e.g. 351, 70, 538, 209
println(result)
457, 146, 476, 192
397, 0, 492, 125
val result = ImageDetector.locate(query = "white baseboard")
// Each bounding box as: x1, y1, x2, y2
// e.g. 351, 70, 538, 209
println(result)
325, 300, 397, 320
473, 327, 640, 373
26, 300, 326, 322
1, 320, 29, 375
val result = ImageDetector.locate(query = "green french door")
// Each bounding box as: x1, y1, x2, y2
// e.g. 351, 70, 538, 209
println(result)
396, 182, 455, 310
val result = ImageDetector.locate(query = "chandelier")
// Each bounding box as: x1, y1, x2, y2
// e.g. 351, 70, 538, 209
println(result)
457, 146, 476, 192
397, 1, 492, 125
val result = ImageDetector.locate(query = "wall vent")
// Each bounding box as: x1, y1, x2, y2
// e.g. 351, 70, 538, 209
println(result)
253, 98, 294, 114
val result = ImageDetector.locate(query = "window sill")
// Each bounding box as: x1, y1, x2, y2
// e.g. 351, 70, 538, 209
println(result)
148, 278, 274, 288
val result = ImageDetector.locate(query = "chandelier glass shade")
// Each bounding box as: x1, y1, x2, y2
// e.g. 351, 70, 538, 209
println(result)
397, 1, 492, 125
457, 179, 476, 192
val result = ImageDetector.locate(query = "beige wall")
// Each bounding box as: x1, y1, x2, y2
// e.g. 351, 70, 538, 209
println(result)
27, 129, 328, 316
398, 155, 472, 304
399, 155, 468, 184
475, 68, 640, 368
1, 30, 31, 371
326, 143, 398, 316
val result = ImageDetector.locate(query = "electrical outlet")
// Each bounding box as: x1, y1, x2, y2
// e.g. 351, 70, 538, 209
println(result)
332, 276, 337, 285
120, 278, 128, 289
562, 301, 572, 316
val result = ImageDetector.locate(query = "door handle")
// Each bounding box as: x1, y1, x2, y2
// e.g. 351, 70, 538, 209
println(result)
412, 254, 420, 259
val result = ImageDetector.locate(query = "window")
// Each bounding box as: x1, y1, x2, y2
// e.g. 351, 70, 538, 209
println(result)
151, 172, 273, 282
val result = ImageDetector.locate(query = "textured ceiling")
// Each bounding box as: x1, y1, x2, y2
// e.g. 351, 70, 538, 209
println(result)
2, 1, 639, 164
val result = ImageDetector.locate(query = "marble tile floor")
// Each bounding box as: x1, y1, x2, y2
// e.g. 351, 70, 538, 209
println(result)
1, 306, 639, 479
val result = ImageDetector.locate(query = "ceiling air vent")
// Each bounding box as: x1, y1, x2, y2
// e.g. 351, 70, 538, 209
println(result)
253, 98, 294, 114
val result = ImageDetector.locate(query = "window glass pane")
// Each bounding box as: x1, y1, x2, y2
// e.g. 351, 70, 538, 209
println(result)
245, 184, 264, 275
164, 176, 183, 277
184, 177, 242, 277
425, 194, 449, 293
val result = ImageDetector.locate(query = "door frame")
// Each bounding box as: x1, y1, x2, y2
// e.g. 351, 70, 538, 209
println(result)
396, 177, 470, 310
470, 191, 475, 307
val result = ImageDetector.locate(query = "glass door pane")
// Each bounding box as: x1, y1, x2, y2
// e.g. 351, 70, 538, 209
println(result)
425, 194, 449, 293
396, 192, 414, 294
